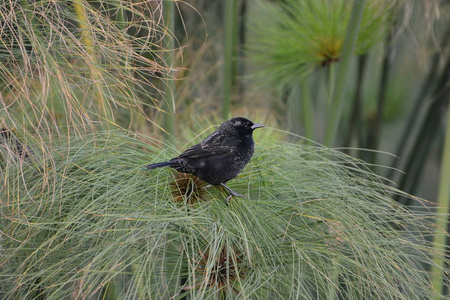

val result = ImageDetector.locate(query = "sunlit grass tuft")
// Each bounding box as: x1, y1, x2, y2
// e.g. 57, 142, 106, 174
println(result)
247, 0, 397, 85
0, 0, 174, 141
1, 129, 447, 299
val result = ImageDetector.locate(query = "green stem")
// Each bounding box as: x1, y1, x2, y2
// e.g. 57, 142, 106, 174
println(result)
288, 85, 301, 136
327, 62, 336, 108
366, 32, 392, 168
162, 0, 176, 143
396, 57, 450, 205
386, 27, 450, 182
300, 78, 314, 143
115, 0, 126, 26
430, 95, 450, 298
73, 0, 93, 55
324, 0, 367, 147
344, 54, 367, 154
223, 0, 238, 120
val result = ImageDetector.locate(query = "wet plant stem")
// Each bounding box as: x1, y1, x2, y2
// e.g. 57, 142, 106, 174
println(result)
344, 54, 367, 154
366, 33, 392, 169
396, 56, 450, 205
324, 0, 367, 147
301, 78, 314, 143
430, 97, 450, 297
386, 28, 450, 182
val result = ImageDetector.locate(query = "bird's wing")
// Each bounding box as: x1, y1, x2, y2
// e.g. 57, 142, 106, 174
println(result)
177, 132, 241, 159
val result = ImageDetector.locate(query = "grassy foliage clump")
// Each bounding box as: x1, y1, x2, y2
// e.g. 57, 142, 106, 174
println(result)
0, 130, 444, 299
0, 0, 170, 135
248, 0, 397, 85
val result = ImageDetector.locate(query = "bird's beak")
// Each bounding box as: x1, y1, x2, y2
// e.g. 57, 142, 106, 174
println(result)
251, 123, 265, 130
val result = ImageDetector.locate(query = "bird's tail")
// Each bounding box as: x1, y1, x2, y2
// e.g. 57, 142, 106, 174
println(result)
144, 161, 173, 170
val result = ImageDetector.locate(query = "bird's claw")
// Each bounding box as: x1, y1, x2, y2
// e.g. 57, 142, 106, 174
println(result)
226, 195, 233, 203
226, 193, 246, 203
222, 184, 246, 204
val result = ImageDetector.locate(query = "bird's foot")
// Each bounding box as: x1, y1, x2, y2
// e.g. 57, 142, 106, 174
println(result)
221, 183, 246, 203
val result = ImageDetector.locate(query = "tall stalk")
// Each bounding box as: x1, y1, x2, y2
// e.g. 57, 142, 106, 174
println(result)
324, 0, 367, 147
287, 81, 313, 141
222, 0, 238, 120
162, 0, 176, 143
73, 0, 93, 55
396, 57, 450, 205
366, 32, 393, 166
344, 54, 367, 154
301, 78, 314, 142
386, 28, 450, 182
288, 84, 302, 136
431, 101, 450, 298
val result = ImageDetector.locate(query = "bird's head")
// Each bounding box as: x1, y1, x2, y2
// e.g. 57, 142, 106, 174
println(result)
221, 117, 265, 137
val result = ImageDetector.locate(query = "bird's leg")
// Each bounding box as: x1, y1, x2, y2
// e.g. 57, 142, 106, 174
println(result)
220, 183, 246, 203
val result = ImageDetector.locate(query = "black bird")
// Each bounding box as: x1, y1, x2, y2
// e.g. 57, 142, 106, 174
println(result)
145, 117, 265, 202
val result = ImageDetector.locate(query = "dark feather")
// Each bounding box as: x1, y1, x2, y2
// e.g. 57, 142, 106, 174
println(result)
178, 135, 240, 159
